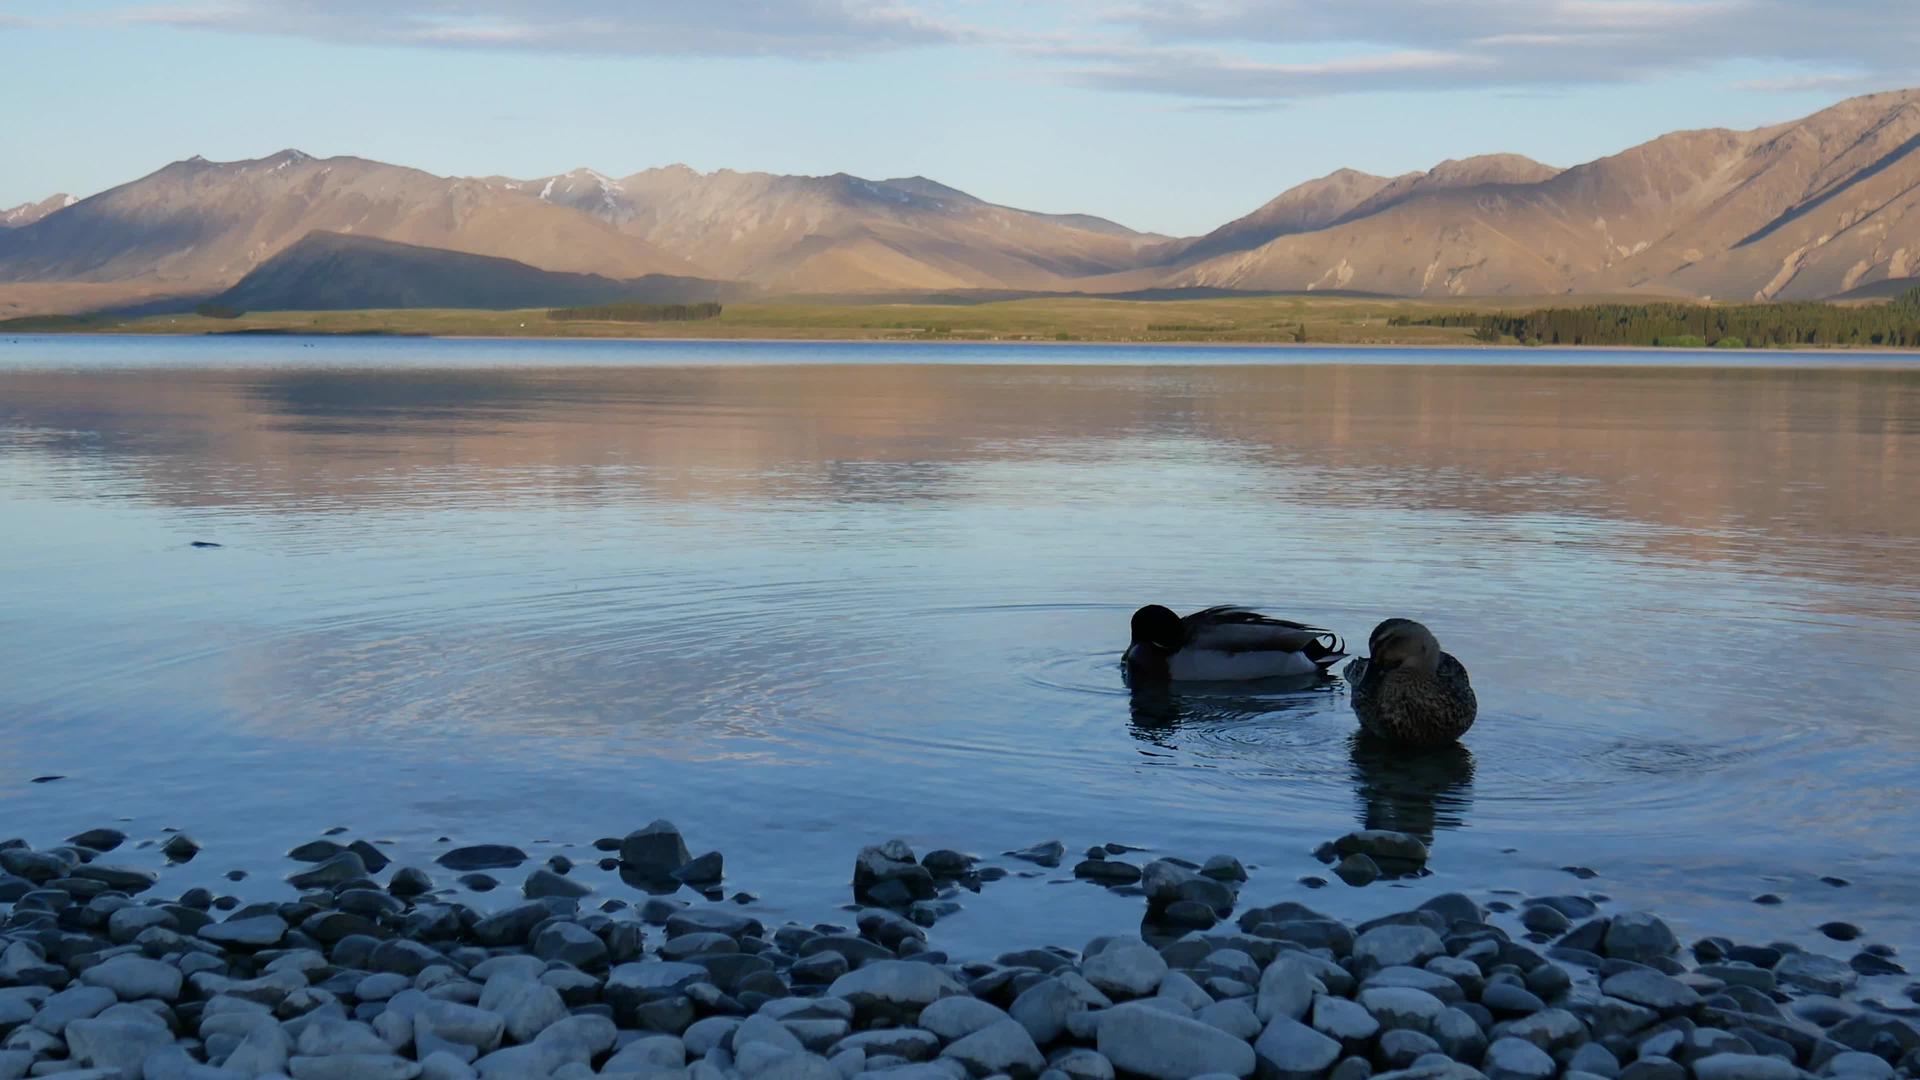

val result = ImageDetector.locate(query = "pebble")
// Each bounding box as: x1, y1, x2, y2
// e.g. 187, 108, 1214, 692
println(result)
1484, 1036, 1557, 1080
1602, 969, 1703, 1012
829, 960, 965, 1019
0, 827, 1908, 1080
1775, 952, 1859, 996
920, 996, 1014, 1042
1088, 1002, 1251, 1078
942, 1017, 1045, 1075
1081, 937, 1167, 999
1603, 913, 1679, 963
1691, 1053, 1802, 1080
1007, 840, 1067, 868
1359, 987, 1447, 1035
1354, 924, 1446, 974
1313, 995, 1381, 1044
434, 845, 527, 872
1073, 860, 1142, 885
1336, 854, 1382, 887
79, 954, 183, 1001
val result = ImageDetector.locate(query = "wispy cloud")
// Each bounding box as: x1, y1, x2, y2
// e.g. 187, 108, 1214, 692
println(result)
116, 0, 962, 58
1051, 0, 1920, 100
92, 0, 1920, 100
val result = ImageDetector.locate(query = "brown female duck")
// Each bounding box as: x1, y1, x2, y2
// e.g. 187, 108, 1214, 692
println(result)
1343, 619, 1476, 745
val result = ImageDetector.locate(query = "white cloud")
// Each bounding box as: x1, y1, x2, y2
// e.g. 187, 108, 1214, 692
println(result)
117, 0, 961, 58
1059, 0, 1920, 100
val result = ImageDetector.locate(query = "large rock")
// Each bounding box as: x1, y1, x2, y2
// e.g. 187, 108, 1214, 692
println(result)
434, 844, 527, 872
1082, 938, 1168, 999
1333, 831, 1429, 868
1252, 1015, 1341, 1080
921, 997, 1015, 1042
1009, 977, 1087, 1046
63, 1016, 176, 1075
834, 1028, 941, 1061
1312, 995, 1381, 1045
1142, 860, 1236, 911
287, 851, 368, 888
1504, 1009, 1586, 1053
852, 840, 935, 906
1258, 957, 1323, 1023
200, 914, 289, 949
1774, 953, 1858, 996
1354, 926, 1445, 975
1691, 1054, 1802, 1080
941, 1018, 1046, 1077
1358, 987, 1447, 1035
1483, 1037, 1557, 1080
288, 1054, 423, 1080
1601, 970, 1702, 1013
1602, 914, 1679, 963
1100, 1002, 1257, 1080
415, 1001, 506, 1052
828, 960, 965, 1020
529, 1006, 610, 1068
79, 954, 182, 1001
620, 821, 692, 879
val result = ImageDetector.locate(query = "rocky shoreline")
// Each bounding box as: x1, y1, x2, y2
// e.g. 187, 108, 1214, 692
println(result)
1, 821, 1915, 1080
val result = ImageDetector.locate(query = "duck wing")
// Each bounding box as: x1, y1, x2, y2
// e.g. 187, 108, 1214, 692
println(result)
1184, 606, 1346, 662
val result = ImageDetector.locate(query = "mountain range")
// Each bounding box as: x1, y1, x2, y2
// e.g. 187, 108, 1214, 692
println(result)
4, 89, 1919, 316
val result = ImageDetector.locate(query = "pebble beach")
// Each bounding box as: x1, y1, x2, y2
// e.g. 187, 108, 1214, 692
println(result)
2, 819, 1915, 1080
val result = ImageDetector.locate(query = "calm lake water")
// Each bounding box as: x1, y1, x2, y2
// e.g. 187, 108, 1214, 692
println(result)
2, 335, 1917, 962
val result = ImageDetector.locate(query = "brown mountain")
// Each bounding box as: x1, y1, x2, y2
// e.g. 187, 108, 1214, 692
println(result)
9, 89, 1920, 309
1146, 168, 1394, 266
213, 232, 746, 312
1, 194, 75, 229
1175, 91, 1920, 300
0, 151, 694, 293
492, 165, 1164, 293
1332, 155, 1562, 224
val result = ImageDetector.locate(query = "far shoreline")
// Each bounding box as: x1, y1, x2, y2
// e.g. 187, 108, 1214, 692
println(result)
8, 328, 1920, 362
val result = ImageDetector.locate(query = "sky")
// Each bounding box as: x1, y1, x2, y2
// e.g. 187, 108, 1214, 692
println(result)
2, 0, 1917, 236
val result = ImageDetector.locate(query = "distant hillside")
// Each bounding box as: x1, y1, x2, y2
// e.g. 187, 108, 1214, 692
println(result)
493, 165, 1165, 293
0, 151, 693, 291
1176, 90, 1920, 300
9, 88, 1920, 306
1147, 169, 1394, 266
212, 232, 743, 312
1830, 275, 1920, 301
1, 194, 75, 229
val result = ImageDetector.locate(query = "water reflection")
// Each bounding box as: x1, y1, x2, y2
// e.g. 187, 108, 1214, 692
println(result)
1124, 673, 1333, 751
1347, 733, 1476, 844
1, 338, 1917, 957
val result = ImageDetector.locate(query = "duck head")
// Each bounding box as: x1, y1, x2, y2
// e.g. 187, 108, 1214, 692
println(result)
1367, 618, 1441, 675
1130, 604, 1186, 653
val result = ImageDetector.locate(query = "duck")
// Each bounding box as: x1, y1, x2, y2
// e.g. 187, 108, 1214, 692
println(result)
1124, 605, 1345, 682
1343, 619, 1476, 745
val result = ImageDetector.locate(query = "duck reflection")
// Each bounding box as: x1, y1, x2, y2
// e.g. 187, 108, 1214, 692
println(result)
1346, 732, 1475, 843
1124, 670, 1333, 751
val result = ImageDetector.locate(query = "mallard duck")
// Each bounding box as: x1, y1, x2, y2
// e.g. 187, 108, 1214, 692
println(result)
1343, 619, 1476, 745
1124, 605, 1345, 682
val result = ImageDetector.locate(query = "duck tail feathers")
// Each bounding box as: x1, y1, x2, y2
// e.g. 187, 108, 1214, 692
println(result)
1305, 633, 1346, 669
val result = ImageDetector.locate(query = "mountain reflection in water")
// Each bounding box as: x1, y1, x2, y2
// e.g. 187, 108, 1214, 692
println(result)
1, 336, 1916, 956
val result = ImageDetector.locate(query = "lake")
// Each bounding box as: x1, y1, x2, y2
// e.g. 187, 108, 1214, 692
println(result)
2, 335, 1916, 961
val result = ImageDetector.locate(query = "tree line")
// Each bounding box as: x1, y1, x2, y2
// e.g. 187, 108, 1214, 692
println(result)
547, 301, 723, 323
1392, 286, 1920, 349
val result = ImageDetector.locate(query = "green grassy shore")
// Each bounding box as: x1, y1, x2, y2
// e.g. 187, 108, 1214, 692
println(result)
6, 291, 1917, 349
0, 296, 1546, 346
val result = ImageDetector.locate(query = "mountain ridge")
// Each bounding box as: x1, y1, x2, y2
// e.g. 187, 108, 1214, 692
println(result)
7, 89, 1920, 306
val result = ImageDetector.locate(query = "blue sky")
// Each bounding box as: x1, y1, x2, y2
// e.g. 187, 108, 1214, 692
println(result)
2, 0, 1916, 236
